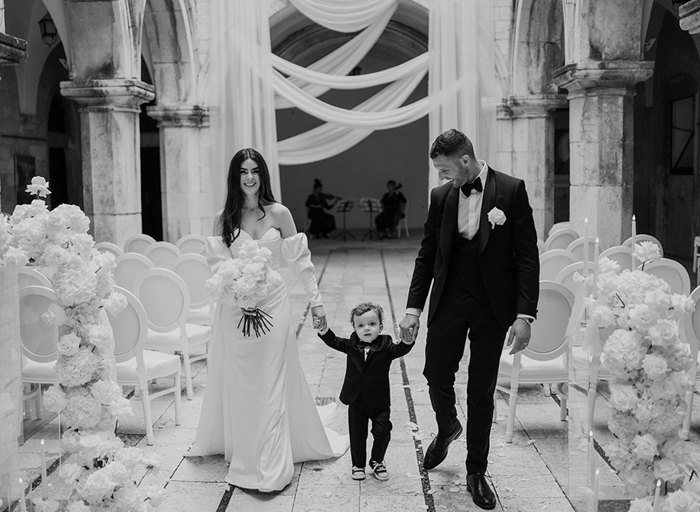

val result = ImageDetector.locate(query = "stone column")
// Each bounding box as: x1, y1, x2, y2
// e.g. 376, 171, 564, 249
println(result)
146, 105, 210, 242
552, 61, 653, 249
497, 95, 566, 239
61, 79, 155, 245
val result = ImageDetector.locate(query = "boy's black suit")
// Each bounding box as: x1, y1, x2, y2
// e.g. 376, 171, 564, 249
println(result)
319, 328, 413, 468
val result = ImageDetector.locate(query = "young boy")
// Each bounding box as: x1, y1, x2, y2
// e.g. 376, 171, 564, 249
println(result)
317, 302, 414, 481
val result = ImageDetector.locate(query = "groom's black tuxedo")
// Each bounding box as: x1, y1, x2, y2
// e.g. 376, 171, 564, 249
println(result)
406, 166, 539, 475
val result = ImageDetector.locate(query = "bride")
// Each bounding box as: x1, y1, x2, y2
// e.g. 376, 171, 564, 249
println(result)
188, 148, 349, 491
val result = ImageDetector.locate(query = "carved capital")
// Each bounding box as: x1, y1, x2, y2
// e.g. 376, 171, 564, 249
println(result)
0, 33, 27, 66
552, 60, 654, 93
60, 79, 155, 112
679, 0, 700, 34
497, 94, 567, 119
146, 104, 209, 127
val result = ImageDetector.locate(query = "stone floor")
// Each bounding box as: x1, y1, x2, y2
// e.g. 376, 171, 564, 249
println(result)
11, 232, 700, 512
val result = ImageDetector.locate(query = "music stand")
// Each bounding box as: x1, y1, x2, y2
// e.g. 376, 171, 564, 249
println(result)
333, 199, 356, 241
359, 197, 382, 241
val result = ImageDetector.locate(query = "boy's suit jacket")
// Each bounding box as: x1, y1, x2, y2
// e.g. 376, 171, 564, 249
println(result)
318, 329, 413, 410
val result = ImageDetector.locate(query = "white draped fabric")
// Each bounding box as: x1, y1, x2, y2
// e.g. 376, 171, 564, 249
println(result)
208, 0, 500, 204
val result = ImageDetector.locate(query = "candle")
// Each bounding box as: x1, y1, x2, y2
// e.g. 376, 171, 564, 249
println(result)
591, 468, 600, 512
58, 412, 62, 472
18, 478, 26, 512
593, 238, 600, 299
632, 214, 637, 240
588, 430, 595, 486
40, 438, 48, 499
652, 479, 662, 512
6, 474, 10, 512
583, 218, 590, 293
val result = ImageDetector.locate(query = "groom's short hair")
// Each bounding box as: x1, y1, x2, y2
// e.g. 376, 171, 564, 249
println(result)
430, 129, 476, 160
350, 302, 384, 327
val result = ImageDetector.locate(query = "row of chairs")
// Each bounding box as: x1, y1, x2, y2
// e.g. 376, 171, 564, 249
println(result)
496, 280, 700, 444
537, 230, 662, 257
96, 235, 207, 268
18, 265, 212, 445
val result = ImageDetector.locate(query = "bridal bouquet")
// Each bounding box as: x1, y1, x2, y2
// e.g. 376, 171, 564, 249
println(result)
206, 239, 282, 337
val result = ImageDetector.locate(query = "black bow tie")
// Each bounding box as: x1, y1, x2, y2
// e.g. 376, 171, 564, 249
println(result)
461, 178, 482, 196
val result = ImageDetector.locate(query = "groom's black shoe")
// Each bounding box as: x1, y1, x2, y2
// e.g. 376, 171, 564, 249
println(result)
422, 421, 462, 470
466, 473, 497, 510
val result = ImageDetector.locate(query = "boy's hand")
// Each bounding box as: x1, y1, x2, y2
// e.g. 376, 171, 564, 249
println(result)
311, 305, 327, 331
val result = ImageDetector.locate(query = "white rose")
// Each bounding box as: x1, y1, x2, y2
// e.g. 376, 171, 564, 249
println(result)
629, 304, 658, 331
90, 379, 122, 405
487, 207, 506, 229
631, 434, 658, 463
43, 386, 67, 413
59, 462, 83, 482
628, 498, 653, 512
32, 498, 59, 512
654, 459, 685, 485
25, 176, 51, 197
642, 353, 668, 380
66, 502, 91, 512
661, 490, 695, 512
610, 384, 639, 412
634, 241, 661, 263
57, 332, 82, 357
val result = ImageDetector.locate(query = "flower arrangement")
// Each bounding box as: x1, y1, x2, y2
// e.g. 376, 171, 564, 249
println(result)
205, 239, 282, 337
585, 242, 700, 510
1, 177, 163, 511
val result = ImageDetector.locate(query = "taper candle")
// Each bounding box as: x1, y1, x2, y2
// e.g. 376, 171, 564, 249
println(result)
40, 439, 47, 499
652, 479, 662, 512
588, 430, 595, 486
18, 478, 26, 512
593, 238, 600, 298
632, 214, 637, 240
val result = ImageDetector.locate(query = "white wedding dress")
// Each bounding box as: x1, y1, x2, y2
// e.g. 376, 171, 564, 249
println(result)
188, 229, 348, 491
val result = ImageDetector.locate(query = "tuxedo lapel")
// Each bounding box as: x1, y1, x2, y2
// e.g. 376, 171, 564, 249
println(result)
479, 168, 496, 254
441, 186, 459, 257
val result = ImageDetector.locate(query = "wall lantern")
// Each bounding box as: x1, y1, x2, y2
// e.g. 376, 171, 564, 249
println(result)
38, 13, 58, 47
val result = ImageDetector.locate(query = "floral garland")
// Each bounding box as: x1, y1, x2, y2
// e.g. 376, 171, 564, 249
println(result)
585, 242, 700, 511
0, 177, 163, 511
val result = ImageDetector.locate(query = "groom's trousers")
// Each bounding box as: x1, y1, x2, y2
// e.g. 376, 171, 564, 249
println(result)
424, 290, 508, 475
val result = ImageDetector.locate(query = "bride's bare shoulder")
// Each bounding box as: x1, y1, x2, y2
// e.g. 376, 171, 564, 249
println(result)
267, 202, 296, 236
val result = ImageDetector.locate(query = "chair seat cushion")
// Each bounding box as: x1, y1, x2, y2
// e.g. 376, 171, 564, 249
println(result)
188, 306, 213, 325
116, 350, 181, 384
145, 323, 211, 351
22, 360, 58, 384
498, 354, 568, 383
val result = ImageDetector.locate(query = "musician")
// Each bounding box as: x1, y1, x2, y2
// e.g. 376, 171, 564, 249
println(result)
375, 180, 407, 239
305, 178, 340, 239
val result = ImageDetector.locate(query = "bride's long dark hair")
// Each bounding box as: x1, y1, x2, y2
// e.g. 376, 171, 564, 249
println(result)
220, 148, 276, 247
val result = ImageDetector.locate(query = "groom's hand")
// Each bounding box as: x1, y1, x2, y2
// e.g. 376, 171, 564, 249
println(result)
311, 305, 327, 331
507, 318, 531, 354
399, 314, 420, 343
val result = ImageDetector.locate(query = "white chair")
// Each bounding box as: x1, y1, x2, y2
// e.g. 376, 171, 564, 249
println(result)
177, 234, 207, 256
693, 236, 700, 286
641, 257, 691, 296
497, 281, 574, 443
545, 228, 579, 251
680, 285, 700, 440
109, 286, 182, 445
114, 253, 154, 293
18, 267, 52, 289
622, 234, 663, 257
600, 245, 635, 272
173, 254, 214, 326
144, 241, 181, 270
540, 249, 577, 281
124, 234, 156, 254
566, 237, 598, 262
397, 200, 409, 239
134, 268, 211, 400
554, 261, 588, 295
19, 286, 60, 419
95, 241, 124, 259
548, 221, 571, 237
537, 239, 546, 256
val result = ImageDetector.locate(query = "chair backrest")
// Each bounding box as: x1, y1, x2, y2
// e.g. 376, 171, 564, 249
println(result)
537, 239, 546, 256
114, 253, 154, 293
566, 237, 598, 262
642, 257, 691, 296
545, 228, 579, 251
173, 254, 212, 309
539, 249, 577, 281
106, 286, 147, 364
554, 261, 587, 295
622, 234, 664, 257
134, 268, 190, 332
681, 286, 700, 359
600, 245, 635, 272
548, 221, 571, 237
523, 281, 574, 361
19, 285, 58, 363
17, 267, 52, 289
144, 241, 181, 270
176, 234, 207, 256
124, 234, 156, 254
95, 241, 124, 259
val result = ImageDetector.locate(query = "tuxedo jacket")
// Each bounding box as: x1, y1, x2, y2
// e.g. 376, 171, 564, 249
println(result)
407, 167, 540, 328
318, 329, 413, 409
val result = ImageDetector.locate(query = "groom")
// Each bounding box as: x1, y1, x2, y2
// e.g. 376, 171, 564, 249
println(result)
399, 129, 539, 510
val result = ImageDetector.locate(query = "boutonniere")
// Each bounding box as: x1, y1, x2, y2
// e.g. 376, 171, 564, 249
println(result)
487, 207, 506, 229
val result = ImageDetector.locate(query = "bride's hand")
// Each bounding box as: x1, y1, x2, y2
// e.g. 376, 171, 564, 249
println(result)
311, 305, 327, 331
241, 307, 257, 316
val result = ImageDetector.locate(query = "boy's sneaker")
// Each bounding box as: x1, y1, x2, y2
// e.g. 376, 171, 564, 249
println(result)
369, 460, 389, 481
351, 466, 366, 480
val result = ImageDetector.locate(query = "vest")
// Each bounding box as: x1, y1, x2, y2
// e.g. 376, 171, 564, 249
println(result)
444, 227, 487, 300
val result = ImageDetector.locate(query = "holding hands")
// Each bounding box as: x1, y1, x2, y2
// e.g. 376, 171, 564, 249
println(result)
311, 305, 327, 332
399, 314, 419, 343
